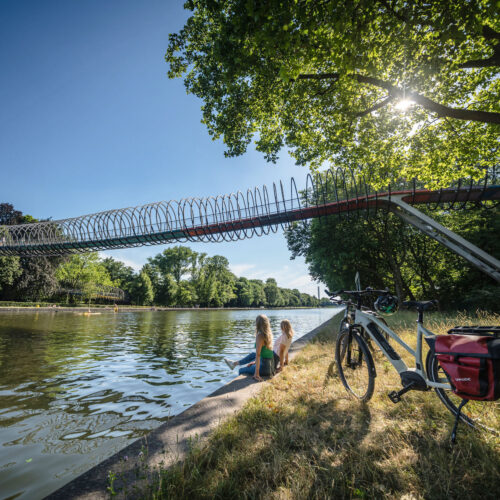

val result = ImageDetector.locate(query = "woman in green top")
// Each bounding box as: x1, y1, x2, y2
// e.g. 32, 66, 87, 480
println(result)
224, 314, 275, 381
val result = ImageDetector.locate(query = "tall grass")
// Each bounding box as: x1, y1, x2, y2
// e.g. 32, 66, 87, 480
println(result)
145, 311, 500, 499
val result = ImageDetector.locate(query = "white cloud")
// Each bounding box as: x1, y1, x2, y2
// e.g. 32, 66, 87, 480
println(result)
229, 263, 256, 275
100, 251, 142, 271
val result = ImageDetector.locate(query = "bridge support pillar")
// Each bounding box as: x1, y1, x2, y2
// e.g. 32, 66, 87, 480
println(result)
387, 195, 500, 282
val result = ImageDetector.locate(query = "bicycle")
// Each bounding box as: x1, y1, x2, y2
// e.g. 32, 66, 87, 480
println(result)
328, 288, 500, 441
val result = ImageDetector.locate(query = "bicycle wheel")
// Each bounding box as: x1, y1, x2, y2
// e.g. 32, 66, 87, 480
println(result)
426, 350, 500, 434
336, 328, 375, 401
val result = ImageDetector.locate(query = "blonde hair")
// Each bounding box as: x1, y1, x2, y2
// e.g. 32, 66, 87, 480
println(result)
255, 314, 273, 349
280, 319, 294, 339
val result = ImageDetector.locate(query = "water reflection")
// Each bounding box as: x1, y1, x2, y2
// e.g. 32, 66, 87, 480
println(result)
0, 308, 337, 499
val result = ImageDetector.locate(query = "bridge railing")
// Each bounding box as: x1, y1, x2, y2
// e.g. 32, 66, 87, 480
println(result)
0, 166, 498, 256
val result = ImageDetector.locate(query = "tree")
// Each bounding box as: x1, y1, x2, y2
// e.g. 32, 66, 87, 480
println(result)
167, 1, 499, 185
176, 281, 197, 306
196, 255, 236, 307
15, 257, 62, 301
233, 277, 254, 306
0, 256, 21, 295
286, 207, 500, 310
101, 257, 135, 292
0, 203, 62, 300
153, 270, 178, 306
264, 278, 282, 306
250, 279, 267, 307
148, 246, 198, 284
0, 203, 23, 225
130, 271, 155, 306
56, 253, 114, 303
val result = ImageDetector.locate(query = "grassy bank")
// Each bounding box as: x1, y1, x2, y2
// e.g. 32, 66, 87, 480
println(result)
144, 310, 499, 499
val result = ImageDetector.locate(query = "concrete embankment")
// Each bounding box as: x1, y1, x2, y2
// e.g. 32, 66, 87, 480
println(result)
45, 313, 341, 500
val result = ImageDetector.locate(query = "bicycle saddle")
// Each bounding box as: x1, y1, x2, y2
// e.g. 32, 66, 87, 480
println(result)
402, 300, 438, 311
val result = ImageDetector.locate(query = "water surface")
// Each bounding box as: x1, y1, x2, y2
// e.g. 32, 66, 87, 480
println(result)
0, 308, 337, 499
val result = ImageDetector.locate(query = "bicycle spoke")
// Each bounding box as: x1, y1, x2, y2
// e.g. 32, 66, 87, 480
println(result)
336, 330, 374, 401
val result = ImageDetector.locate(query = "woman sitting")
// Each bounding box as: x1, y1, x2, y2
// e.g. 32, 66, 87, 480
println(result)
273, 319, 294, 372
224, 314, 274, 381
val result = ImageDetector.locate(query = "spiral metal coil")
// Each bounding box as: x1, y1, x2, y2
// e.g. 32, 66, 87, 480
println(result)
1, 167, 498, 257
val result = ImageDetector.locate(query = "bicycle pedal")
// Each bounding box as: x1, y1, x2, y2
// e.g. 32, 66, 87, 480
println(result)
388, 391, 401, 403
388, 382, 415, 403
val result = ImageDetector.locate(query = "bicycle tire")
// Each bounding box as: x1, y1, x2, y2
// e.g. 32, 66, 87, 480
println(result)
425, 350, 500, 435
336, 328, 375, 401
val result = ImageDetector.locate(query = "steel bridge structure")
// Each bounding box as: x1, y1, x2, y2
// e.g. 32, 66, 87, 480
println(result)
56, 285, 127, 302
1, 168, 499, 281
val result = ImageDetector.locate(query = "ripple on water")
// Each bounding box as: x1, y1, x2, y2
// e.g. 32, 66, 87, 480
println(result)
0, 307, 339, 499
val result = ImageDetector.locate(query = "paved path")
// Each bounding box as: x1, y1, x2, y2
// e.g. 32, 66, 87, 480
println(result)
45, 313, 340, 499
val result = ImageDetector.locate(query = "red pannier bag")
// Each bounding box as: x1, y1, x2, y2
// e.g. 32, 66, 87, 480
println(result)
435, 334, 500, 401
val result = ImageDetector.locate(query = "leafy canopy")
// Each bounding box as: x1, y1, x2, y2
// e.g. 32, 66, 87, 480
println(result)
166, 0, 500, 185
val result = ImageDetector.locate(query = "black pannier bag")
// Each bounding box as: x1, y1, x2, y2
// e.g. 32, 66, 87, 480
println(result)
435, 333, 500, 401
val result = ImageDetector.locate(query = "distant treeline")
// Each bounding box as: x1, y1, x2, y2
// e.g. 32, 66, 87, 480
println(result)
0, 203, 323, 308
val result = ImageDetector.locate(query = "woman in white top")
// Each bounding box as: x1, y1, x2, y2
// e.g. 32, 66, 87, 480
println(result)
273, 319, 294, 372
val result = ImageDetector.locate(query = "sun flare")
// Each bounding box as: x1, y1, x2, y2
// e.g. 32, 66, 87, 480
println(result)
395, 99, 415, 111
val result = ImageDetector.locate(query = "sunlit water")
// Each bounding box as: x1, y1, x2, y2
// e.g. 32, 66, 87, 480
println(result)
0, 308, 338, 499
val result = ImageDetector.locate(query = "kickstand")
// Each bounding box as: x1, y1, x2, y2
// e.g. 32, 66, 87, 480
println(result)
451, 399, 468, 445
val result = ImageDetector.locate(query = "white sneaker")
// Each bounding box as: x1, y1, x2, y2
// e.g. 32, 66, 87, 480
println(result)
224, 358, 238, 370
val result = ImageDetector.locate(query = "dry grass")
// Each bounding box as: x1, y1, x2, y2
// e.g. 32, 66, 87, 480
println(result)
147, 311, 500, 499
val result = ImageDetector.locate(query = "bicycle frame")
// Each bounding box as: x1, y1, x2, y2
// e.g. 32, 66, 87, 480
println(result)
348, 306, 451, 390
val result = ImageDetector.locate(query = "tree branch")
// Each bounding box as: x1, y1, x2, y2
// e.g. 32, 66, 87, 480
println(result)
296, 72, 500, 124
482, 25, 500, 42
296, 73, 340, 82
355, 95, 394, 117
459, 25, 500, 68
459, 45, 500, 68
459, 57, 500, 68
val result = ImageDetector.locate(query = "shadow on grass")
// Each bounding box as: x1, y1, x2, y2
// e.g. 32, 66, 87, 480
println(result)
149, 339, 500, 499
152, 398, 373, 499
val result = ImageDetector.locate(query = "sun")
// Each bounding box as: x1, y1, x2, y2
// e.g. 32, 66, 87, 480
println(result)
394, 99, 415, 111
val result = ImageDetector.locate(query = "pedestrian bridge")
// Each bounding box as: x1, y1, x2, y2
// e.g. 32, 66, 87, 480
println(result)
1, 168, 499, 279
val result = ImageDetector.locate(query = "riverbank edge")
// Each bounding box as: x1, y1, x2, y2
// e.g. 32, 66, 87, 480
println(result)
44, 311, 342, 500
0, 305, 334, 312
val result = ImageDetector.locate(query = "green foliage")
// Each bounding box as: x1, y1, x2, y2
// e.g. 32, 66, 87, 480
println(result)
0, 204, 62, 301
166, 0, 499, 185
286, 207, 500, 311
148, 246, 199, 284
131, 271, 155, 306
141, 246, 317, 308
264, 278, 282, 306
101, 257, 135, 292
0, 256, 21, 292
176, 281, 197, 306
0, 203, 24, 225
15, 257, 62, 301
197, 255, 236, 307
56, 253, 114, 303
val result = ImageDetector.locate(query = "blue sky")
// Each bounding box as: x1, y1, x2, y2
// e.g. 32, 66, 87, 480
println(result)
0, 0, 323, 296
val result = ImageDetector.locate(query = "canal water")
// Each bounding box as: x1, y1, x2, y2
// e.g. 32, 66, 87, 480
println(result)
0, 308, 338, 499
